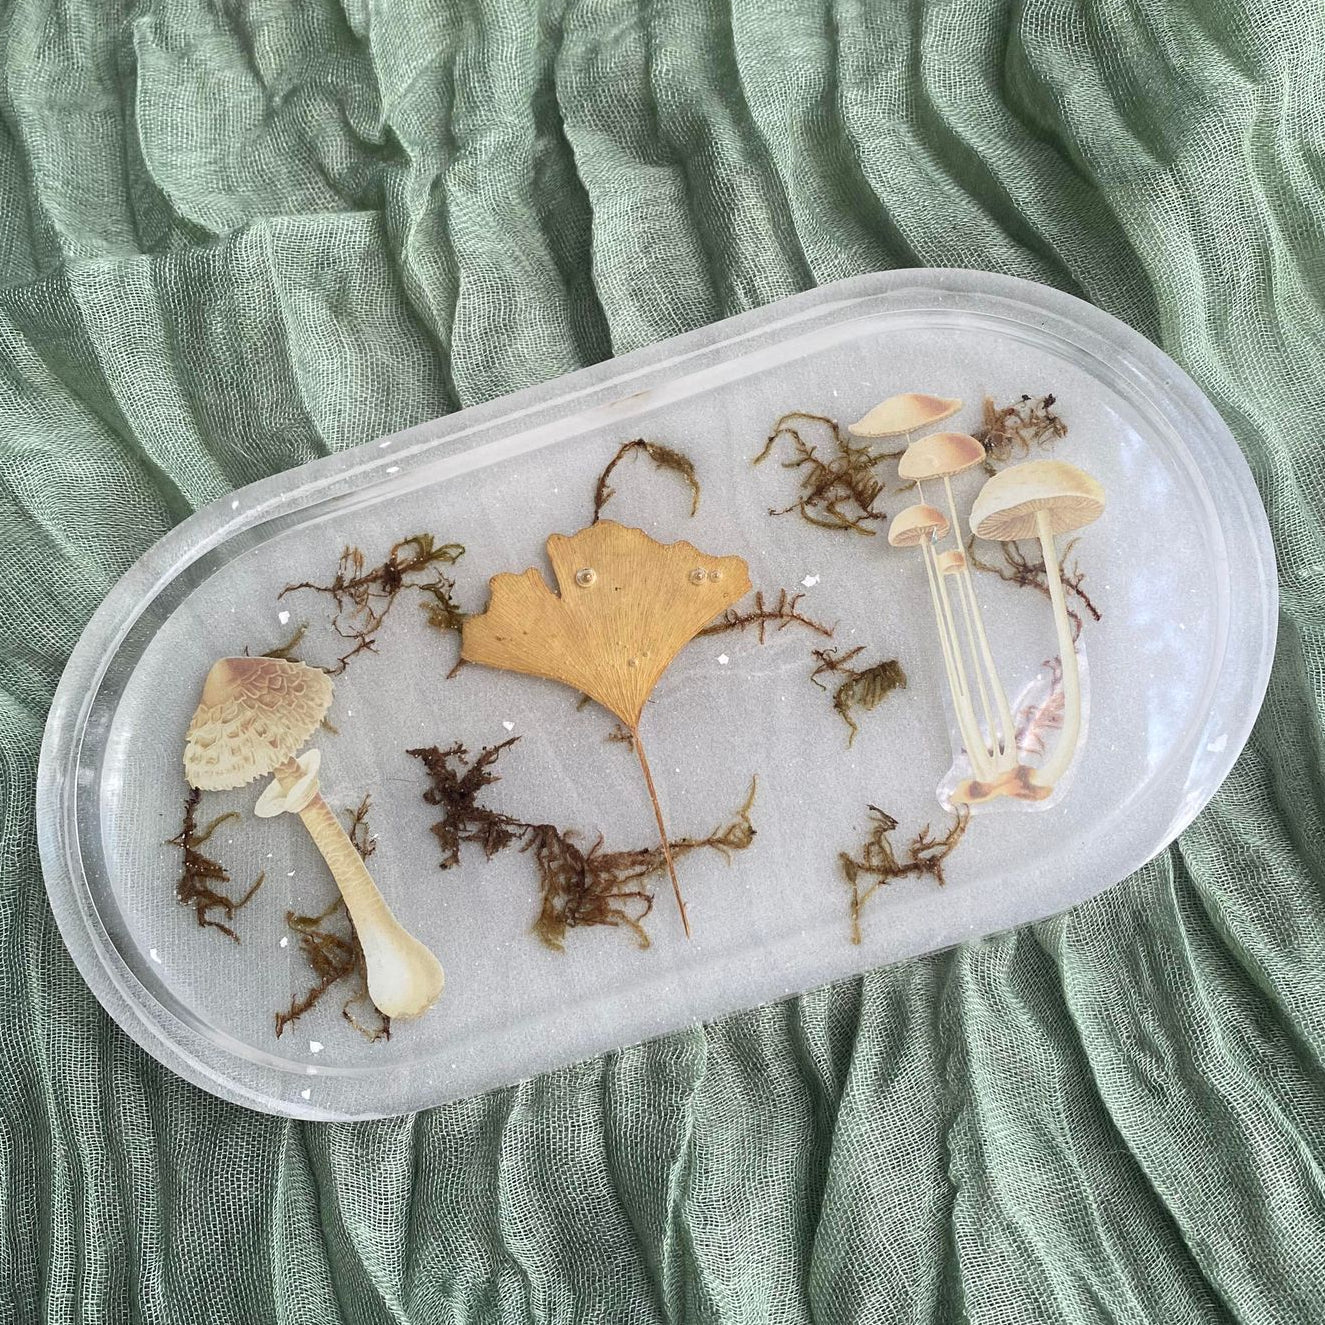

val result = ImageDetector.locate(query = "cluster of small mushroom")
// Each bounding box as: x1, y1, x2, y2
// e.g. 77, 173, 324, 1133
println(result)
851, 394, 1105, 805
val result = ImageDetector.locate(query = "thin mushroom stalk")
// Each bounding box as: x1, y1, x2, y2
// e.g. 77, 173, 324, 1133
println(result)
183, 656, 444, 1020
1030, 510, 1083, 787
938, 548, 999, 761
898, 430, 1018, 774
941, 472, 1017, 763
890, 505, 994, 783
853, 395, 1014, 780
969, 459, 1106, 794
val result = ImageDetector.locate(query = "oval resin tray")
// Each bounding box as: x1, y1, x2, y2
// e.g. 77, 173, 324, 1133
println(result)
38, 271, 1276, 1119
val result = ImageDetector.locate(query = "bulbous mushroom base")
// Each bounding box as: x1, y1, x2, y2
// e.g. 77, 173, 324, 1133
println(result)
950, 764, 1053, 806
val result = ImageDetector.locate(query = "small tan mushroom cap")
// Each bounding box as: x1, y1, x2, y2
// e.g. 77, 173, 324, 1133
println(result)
888, 504, 950, 548
937, 549, 967, 574
849, 393, 962, 439
970, 460, 1105, 542
898, 431, 985, 481
184, 656, 333, 791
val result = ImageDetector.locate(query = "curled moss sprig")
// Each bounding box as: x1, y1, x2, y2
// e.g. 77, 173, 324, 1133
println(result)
840, 805, 969, 944
976, 394, 1067, 471
967, 535, 1101, 640
168, 789, 264, 942
810, 648, 907, 747
593, 439, 702, 522
700, 588, 833, 642
280, 533, 466, 674
754, 412, 901, 534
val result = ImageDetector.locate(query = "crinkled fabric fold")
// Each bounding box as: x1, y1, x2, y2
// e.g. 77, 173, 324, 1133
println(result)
1, 0, 1322, 1320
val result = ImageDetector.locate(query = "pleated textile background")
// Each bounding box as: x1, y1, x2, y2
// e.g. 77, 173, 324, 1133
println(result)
2, 0, 1323, 1320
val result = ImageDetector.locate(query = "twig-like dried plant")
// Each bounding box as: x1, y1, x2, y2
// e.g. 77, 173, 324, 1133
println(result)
840, 806, 969, 944
1015, 658, 1065, 758
167, 788, 264, 942
261, 623, 308, 661
408, 739, 757, 951
810, 648, 907, 746
593, 439, 702, 522
754, 412, 901, 534
460, 521, 751, 937
280, 533, 466, 674
699, 588, 834, 642
966, 535, 1101, 641
976, 394, 1067, 471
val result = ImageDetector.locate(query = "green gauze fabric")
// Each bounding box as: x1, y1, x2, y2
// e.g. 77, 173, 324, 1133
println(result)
1, 0, 1322, 1320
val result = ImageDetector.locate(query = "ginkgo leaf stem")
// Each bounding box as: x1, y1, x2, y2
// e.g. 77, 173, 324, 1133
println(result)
630, 725, 690, 938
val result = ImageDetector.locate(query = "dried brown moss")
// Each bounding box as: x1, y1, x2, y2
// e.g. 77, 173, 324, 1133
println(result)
606, 723, 637, 751
593, 439, 701, 522
168, 788, 264, 942
280, 533, 466, 674
274, 796, 389, 1043
408, 738, 757, 951
700, 588, 834, 642
810, 648, 907, 746
261, 623, 309, 660
976, 394, 1067, 471
754, 412, 902, 534
840, 805, 969, 944
1015, 658, 1065, 758
967, 535, 1101, 640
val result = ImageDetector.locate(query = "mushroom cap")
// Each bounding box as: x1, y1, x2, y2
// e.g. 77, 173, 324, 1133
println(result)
184, 656, 333, 791
937, 549, 967, 574
888, 504, 950, 548
970, 460, 1105, 542
898, 431, 985, 480
849, 393, 962, 439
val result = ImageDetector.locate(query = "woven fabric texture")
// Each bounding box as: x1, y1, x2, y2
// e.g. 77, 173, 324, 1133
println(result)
2, 0, 1323, 1320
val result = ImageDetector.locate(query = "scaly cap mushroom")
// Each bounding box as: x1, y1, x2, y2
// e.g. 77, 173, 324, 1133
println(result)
898, 431, 985, 481
461, 520, 750, 728
887, 504, 950, 548
849, 393, 962, 439
970, 460, 1105, 542
184, 657, 333, 791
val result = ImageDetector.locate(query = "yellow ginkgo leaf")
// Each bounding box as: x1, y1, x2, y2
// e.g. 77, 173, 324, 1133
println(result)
461, 520, 752, 936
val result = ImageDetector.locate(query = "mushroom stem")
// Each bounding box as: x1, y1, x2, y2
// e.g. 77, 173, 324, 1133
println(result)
942, 474, 1017, 766
950, 568, 998, 762
1031, 510, 1083, 789
273, 757, 444, 1018
630, 729, 690, 938
920, 540, 994, 782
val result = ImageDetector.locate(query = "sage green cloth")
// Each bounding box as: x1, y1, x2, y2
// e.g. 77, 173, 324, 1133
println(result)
2, 0, 1322, 1320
